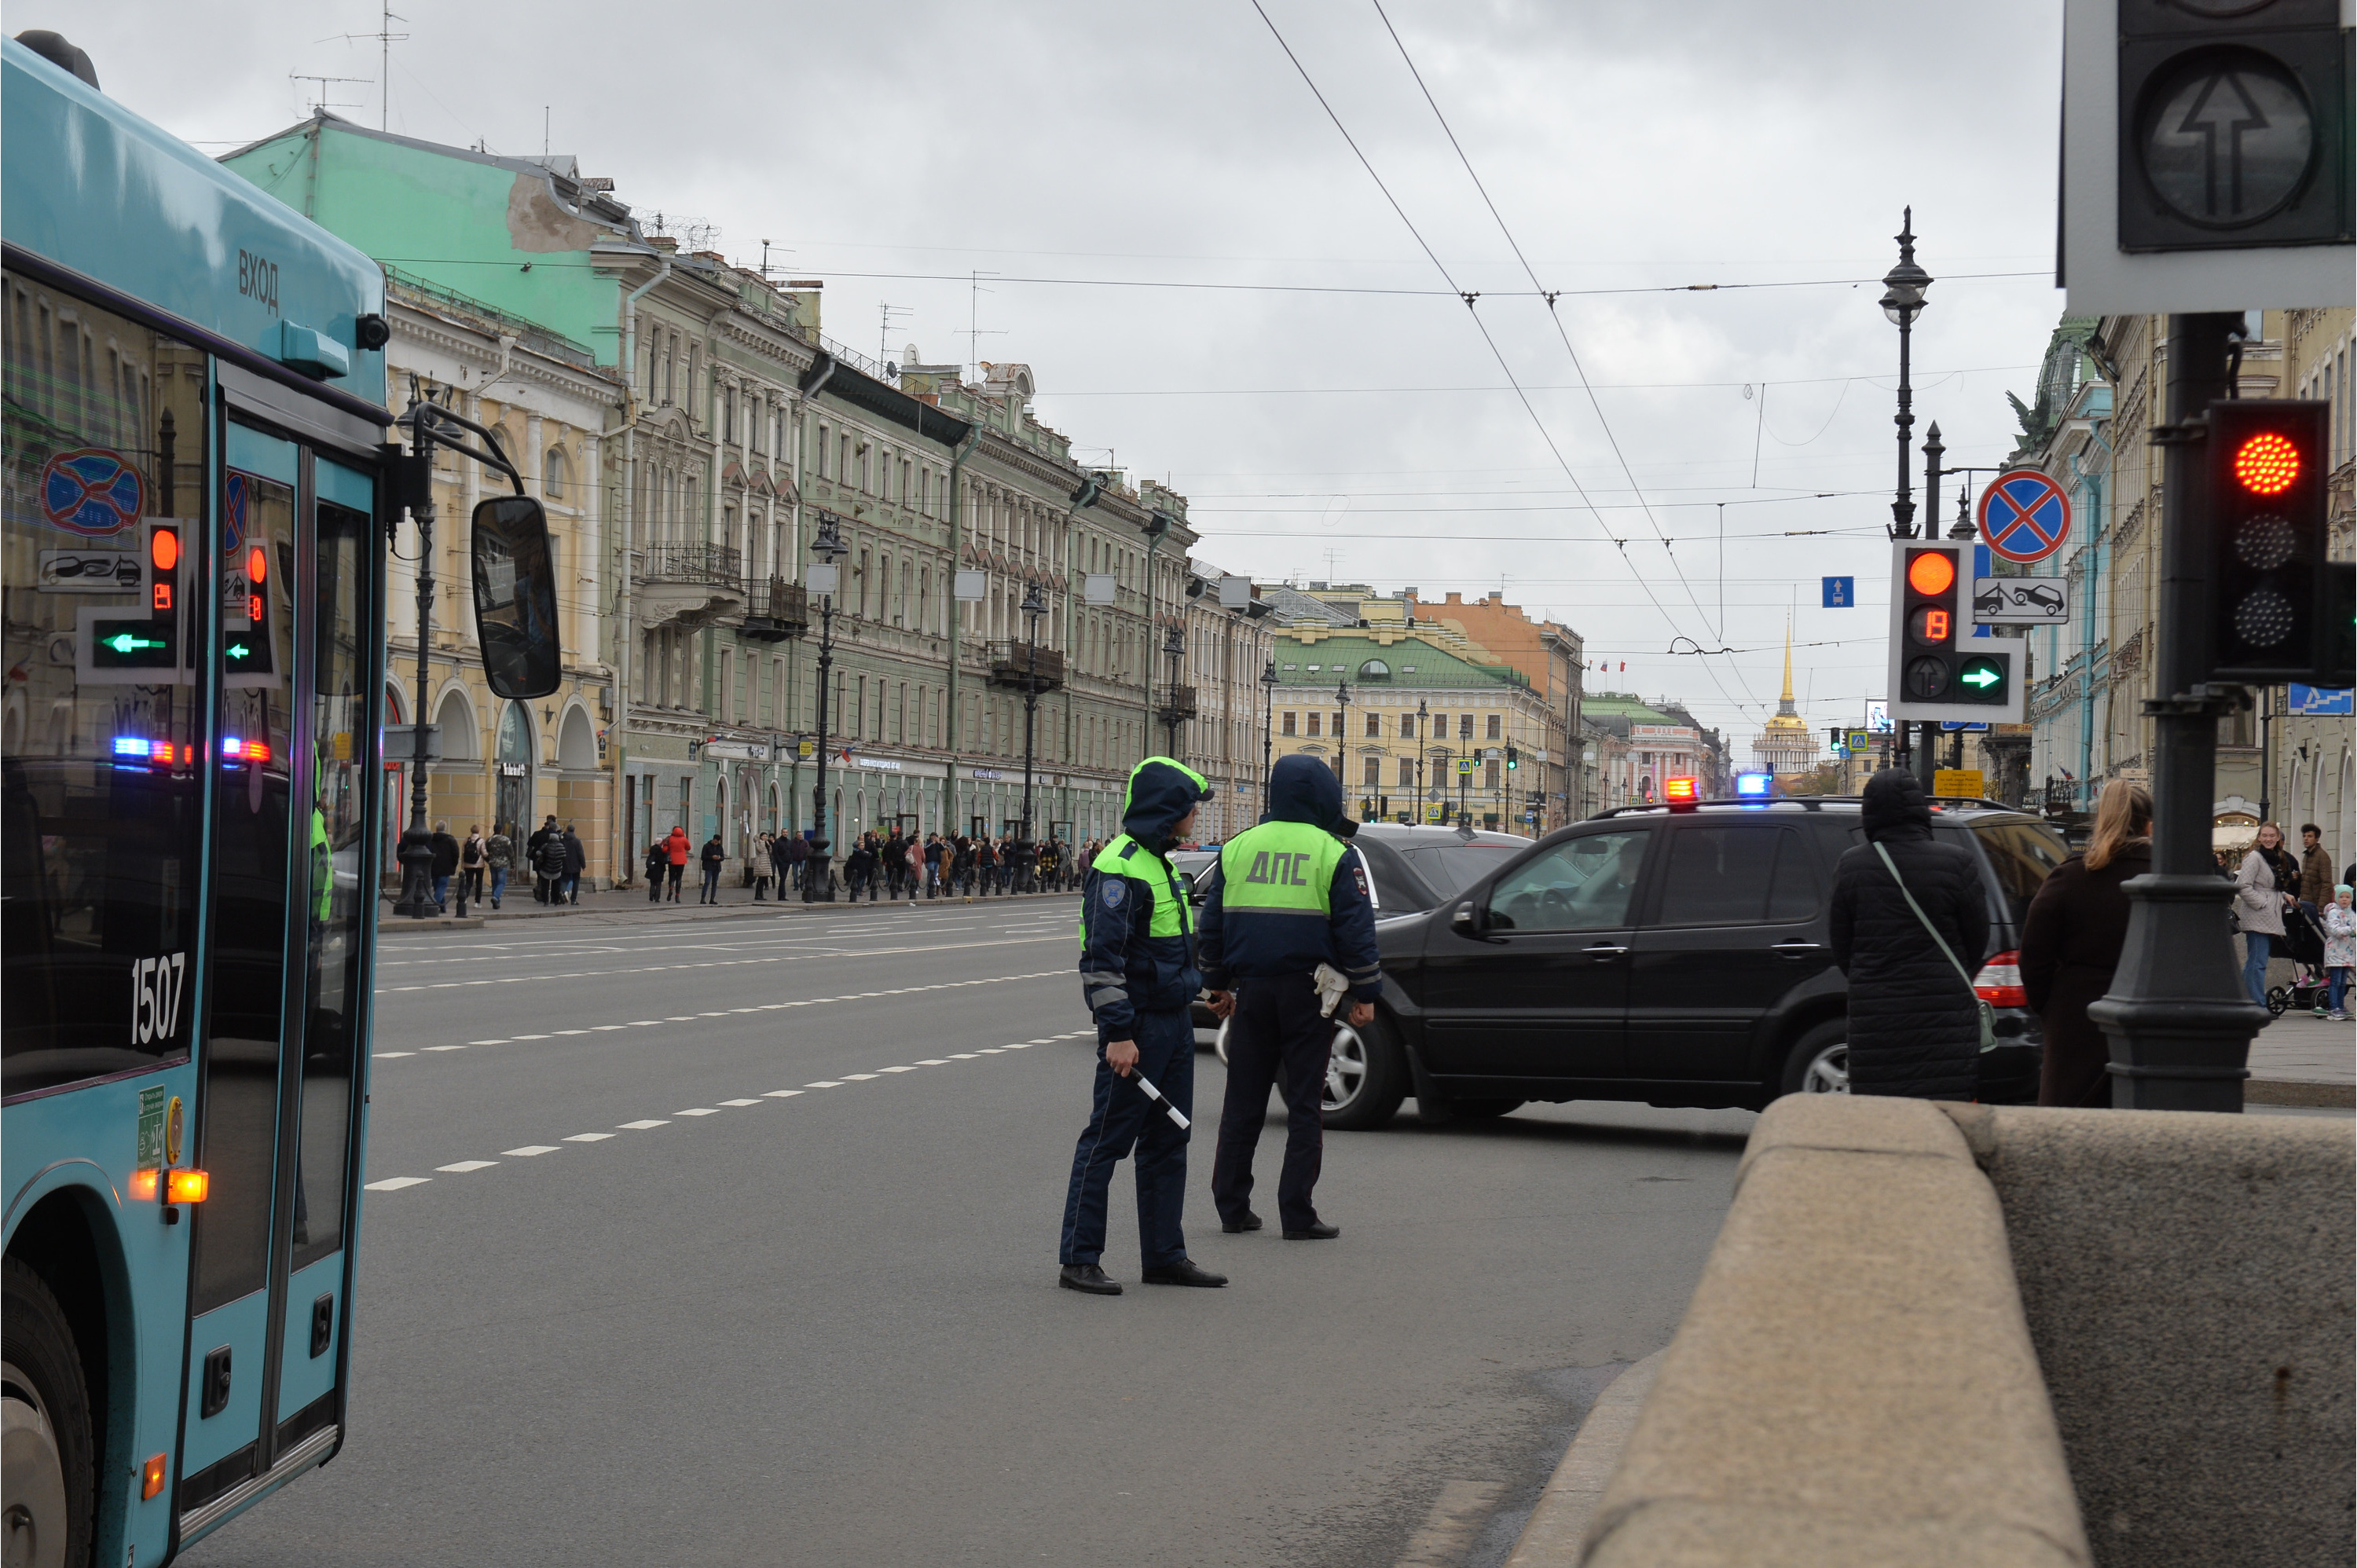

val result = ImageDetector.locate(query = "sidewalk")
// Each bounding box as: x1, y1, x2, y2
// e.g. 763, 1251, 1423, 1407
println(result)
376, 880, 1078, 930
2248, 1009, 2355, 1108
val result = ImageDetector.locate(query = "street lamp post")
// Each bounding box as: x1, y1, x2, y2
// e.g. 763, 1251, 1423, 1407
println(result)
1259, 659, 1278, 810
1018, 581, 1046, 889
1160, 622, 1186, 759
803, 516, 848, 902
1333, 674, 1351, 797
1415, 699, 1428, 824
1880, 207, 1934, 787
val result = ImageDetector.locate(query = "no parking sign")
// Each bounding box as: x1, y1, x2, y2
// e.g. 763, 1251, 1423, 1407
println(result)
1977, 470, 2072, 565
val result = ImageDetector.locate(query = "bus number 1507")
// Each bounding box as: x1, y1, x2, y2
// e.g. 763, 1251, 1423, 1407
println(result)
132, 952, 187, 1045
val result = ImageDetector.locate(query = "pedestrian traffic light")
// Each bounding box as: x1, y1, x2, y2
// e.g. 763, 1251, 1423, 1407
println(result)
2203, 399, 2332, 683
1886, 540, 2025, 722
1505, 745, 1519, 770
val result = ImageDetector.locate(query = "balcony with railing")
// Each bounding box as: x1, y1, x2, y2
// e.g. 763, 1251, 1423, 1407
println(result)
1157, 684, 1198, 722
633, 543, 746, 628
986, 643, 1066, 692
742, 577, 808, 642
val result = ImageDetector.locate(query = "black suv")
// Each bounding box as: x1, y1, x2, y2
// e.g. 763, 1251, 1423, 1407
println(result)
1326, 797, 2069, 1129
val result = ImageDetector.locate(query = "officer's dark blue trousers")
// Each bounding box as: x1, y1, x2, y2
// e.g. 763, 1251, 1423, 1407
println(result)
1058, 1007, 1194, 1269
1212, 974, 1329, 1232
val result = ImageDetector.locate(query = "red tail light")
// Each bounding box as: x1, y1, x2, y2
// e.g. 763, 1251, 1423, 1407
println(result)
1974, 950, 2025, 1009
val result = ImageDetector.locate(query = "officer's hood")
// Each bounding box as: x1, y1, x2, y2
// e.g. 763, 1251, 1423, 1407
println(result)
1264, 753, 1347, 833
1120, 756, 1211, 851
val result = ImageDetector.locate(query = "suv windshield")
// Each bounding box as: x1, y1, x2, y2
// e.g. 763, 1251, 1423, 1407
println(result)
1973, 819, 2071, 925
1402, 841, 1529, 899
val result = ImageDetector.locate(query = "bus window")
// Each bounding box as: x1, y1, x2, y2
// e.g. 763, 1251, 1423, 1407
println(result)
1, 272, 207, 1098
291, 480, 372, 1273
191, 434, 297, 1318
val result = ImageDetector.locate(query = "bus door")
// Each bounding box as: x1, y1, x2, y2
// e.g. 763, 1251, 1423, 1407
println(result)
180, 405, 377, 1523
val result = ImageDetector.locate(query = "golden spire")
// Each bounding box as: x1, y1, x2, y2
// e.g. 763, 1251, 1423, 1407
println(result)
1780, 619, 1794, 706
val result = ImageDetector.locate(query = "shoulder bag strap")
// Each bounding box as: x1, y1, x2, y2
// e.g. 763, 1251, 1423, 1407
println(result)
1874, 841, 1995, 1053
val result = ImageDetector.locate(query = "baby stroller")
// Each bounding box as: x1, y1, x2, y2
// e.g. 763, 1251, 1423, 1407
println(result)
2265, 902, 2330, 1016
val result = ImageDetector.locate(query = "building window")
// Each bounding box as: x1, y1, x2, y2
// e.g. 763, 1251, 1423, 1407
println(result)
1459, 713, 1475, 740
816, 424, 830, 479
1486, 760, 1501, 791
1363, 757, 1380, 787
1306, 712, 1321, 738
544, 445, 569, 501
1487, 714, 1502, 740
1365, 712, 1381, 738
1398, 757, 1415, 787
1282, 712, 1297, 737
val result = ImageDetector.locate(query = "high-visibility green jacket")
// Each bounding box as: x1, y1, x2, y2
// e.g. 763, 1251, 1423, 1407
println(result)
1077, 756, 1208, 1039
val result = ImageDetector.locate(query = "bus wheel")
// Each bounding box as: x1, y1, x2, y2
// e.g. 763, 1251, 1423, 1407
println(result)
3, 1257, 93, 1568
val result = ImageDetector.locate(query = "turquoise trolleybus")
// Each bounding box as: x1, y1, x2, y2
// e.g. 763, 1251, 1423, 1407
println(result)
4, 33, 397, 1565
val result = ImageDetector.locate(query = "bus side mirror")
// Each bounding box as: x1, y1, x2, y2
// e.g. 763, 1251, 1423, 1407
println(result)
471, 495, 562, 700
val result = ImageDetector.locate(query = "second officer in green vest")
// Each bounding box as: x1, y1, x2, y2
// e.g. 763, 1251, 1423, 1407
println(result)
1197, 753, 1382, 1240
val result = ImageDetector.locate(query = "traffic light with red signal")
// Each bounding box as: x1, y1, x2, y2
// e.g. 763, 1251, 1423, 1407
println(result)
2203, 399, 2339, 684
1886, 540, 2024, 723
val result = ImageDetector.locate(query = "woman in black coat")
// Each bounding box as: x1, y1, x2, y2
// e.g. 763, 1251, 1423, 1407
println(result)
1827, 769, 1990, 1100
2019, 779, 2150, 1108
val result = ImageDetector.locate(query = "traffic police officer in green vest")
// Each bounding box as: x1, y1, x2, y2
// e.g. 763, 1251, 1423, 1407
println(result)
1058, 756, 1227, 1295
1197, 753, 1382, 1240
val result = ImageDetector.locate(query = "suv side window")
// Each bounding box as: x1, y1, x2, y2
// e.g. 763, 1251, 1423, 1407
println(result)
1766, 829, 1825, 921
1654, 826, 1783, 925
1486, 829, 1649, 931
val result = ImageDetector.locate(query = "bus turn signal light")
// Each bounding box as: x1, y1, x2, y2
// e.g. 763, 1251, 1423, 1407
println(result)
166, 1169, 208, 1203
130, 1169, 159, 1200
142, 1453, 167, 1500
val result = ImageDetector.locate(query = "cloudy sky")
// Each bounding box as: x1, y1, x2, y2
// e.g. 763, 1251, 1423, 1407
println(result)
42, 0, 2070, 742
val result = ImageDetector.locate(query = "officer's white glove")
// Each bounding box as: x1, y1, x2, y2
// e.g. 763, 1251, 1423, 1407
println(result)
1312, 963, 1349, 1019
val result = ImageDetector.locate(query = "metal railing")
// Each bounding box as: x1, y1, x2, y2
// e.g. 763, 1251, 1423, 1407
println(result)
1157, 684, 1198, 721
986, 643, 1066, 691
742, 578, 808, 641
637, 543, 742, 584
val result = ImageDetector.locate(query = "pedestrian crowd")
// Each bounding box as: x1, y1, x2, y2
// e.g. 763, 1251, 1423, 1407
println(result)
425, 815, 582, 913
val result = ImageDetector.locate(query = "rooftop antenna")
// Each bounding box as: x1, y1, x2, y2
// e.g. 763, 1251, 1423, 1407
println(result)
542, 106, 549, 160
290, 71, 369, 115
961, 269, 1005, 381
878, 302, 911, 373
316, 4, 407, 131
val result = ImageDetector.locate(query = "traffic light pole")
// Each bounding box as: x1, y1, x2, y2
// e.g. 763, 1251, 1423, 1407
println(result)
2088, 312, 2263, 1111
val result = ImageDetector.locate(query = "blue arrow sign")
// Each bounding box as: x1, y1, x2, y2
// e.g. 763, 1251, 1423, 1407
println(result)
1821, 576, 1854, 608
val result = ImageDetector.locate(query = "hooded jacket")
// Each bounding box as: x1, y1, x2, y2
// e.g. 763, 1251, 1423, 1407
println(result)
1827, 770, 1991, 1101
1196, 754, 1381, 999
1079, 757, 1211, 1040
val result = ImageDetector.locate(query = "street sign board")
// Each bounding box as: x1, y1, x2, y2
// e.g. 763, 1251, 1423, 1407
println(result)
2286, 683, 2354, 716
1846, 729, 1873, 752
1454, 757, 1476, 775
1973, 577, 2071, 625
1939, 721, 1991, 733
1978, 471, 2072, 564
1822, 576, 1855, 608
1934, 768, 1987, 799
1865, 700, 1891, 733
2059, 0, 2355, 313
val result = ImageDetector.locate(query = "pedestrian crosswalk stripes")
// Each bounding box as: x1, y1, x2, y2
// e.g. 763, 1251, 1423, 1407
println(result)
360, 1030, 1100, 1195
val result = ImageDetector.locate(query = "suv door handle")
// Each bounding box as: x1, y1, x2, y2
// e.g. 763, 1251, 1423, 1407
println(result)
1771, 940, 1824, 955
1582, 943, 1629, 959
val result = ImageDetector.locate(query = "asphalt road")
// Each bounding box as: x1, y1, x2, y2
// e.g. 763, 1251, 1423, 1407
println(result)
181, 894, 1755, 1568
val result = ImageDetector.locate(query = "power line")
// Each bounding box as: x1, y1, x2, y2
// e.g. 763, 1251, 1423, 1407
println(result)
1037, 363, 2035, 397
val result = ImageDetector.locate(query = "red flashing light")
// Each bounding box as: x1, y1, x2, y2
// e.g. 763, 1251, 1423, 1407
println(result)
1664, 776, 1699, 810
2232, 432, 2299, 496
246, 544, 267, 583
1906, 551, 1956, 597
148, 529, 180, 572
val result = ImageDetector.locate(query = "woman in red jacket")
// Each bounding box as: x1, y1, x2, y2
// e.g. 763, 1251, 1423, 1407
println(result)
664, 826, 690, 903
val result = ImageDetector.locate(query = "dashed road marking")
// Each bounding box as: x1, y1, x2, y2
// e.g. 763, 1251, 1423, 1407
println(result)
718, 1098, 761, 1107
437, 1160, 498, 1173
878, 1065, 918, 1074
424, 1046, 467, 1053
841, 1073, 880, 1081
563, 1132, 614, 1142
373, 1051, 415, 1059
365, 1176, 430, 1191
676, 1108, 719, 1116
805, 1080, 842, 1089
915, 1058, 951, 1065
618, 1119, 669, 1130
374, 933, 1071, 994
503, 1145, 559, 1156
763, 1090, 804, 1099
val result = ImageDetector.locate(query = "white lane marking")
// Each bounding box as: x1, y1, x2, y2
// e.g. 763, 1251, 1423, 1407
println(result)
469, 1039, 509, 1046
563, 1132, 614, 1142
1026, 1039, 1055, 1045
372, 1052, 416, 1059
436, 1160, 498, 1173
512, 1034, 549, 1040
718, 1098, 761, 1107
805, 1080, 842, 1089
915, 1058, 951, 1065
503, 1145, 560, 1156
697, 1011, 728, 1017
841, 1073, 880, 1082
878, 1065, 918, 1073
591, 1025, 627, 1031
424, 1046, 468, 1053
977, 1049, 1005, 1055
618, 1119, 669, 1130
552, 1029, 590, 1036
1003, 1043, 1032, 1050
948, 1053, 980, 1060
376, 933, 1072, 992
764, 1090, 805, 1099
628, 1020, 661, 1026
676, 1108, 719, 1116
666, 1016, 698, 1021
365, 1176, 429, 1191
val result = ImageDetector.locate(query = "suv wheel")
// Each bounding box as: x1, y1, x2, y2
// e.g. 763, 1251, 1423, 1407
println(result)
1219, 1014, 1406, 1130
1780, 1020, 1849, 1096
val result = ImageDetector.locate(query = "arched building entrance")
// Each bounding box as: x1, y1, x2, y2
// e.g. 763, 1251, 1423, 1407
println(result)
496, 701, 534, 839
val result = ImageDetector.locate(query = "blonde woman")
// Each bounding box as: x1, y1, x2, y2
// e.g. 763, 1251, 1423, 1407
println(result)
2235, 822, 2300, 1008
2020, 780, 2152, 1107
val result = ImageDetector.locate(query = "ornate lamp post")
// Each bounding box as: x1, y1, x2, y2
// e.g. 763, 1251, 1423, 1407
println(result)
1017, 580, 1047, 885
1880, 209, 1934, 785
1333, 672, 1351, 794
1157, 622, 1187, 759
1415, 698, 1429, 823
1259, 658, 1278, 808
803, 515, 848, 902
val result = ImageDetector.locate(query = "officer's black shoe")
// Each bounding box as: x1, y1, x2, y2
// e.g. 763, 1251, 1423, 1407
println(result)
1058, 1264, 1122, 1296
1282, 1222, 1342, 1240
1221, 1211, 1264, 1234
1141, 1258, 1228, 1288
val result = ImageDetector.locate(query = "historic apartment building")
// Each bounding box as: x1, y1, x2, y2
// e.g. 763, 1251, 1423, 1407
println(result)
1182, 562, 1278, 841
2011, 306, 2351, 852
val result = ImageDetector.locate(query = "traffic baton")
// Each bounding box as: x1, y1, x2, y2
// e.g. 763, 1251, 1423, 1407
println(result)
1131, 1072, 1190, 1130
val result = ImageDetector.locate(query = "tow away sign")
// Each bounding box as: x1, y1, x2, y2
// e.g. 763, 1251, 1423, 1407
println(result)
1973, 578, 2069, 625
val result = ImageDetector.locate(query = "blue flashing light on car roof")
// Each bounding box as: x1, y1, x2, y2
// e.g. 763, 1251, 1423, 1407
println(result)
1734, 772, 1774, 798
